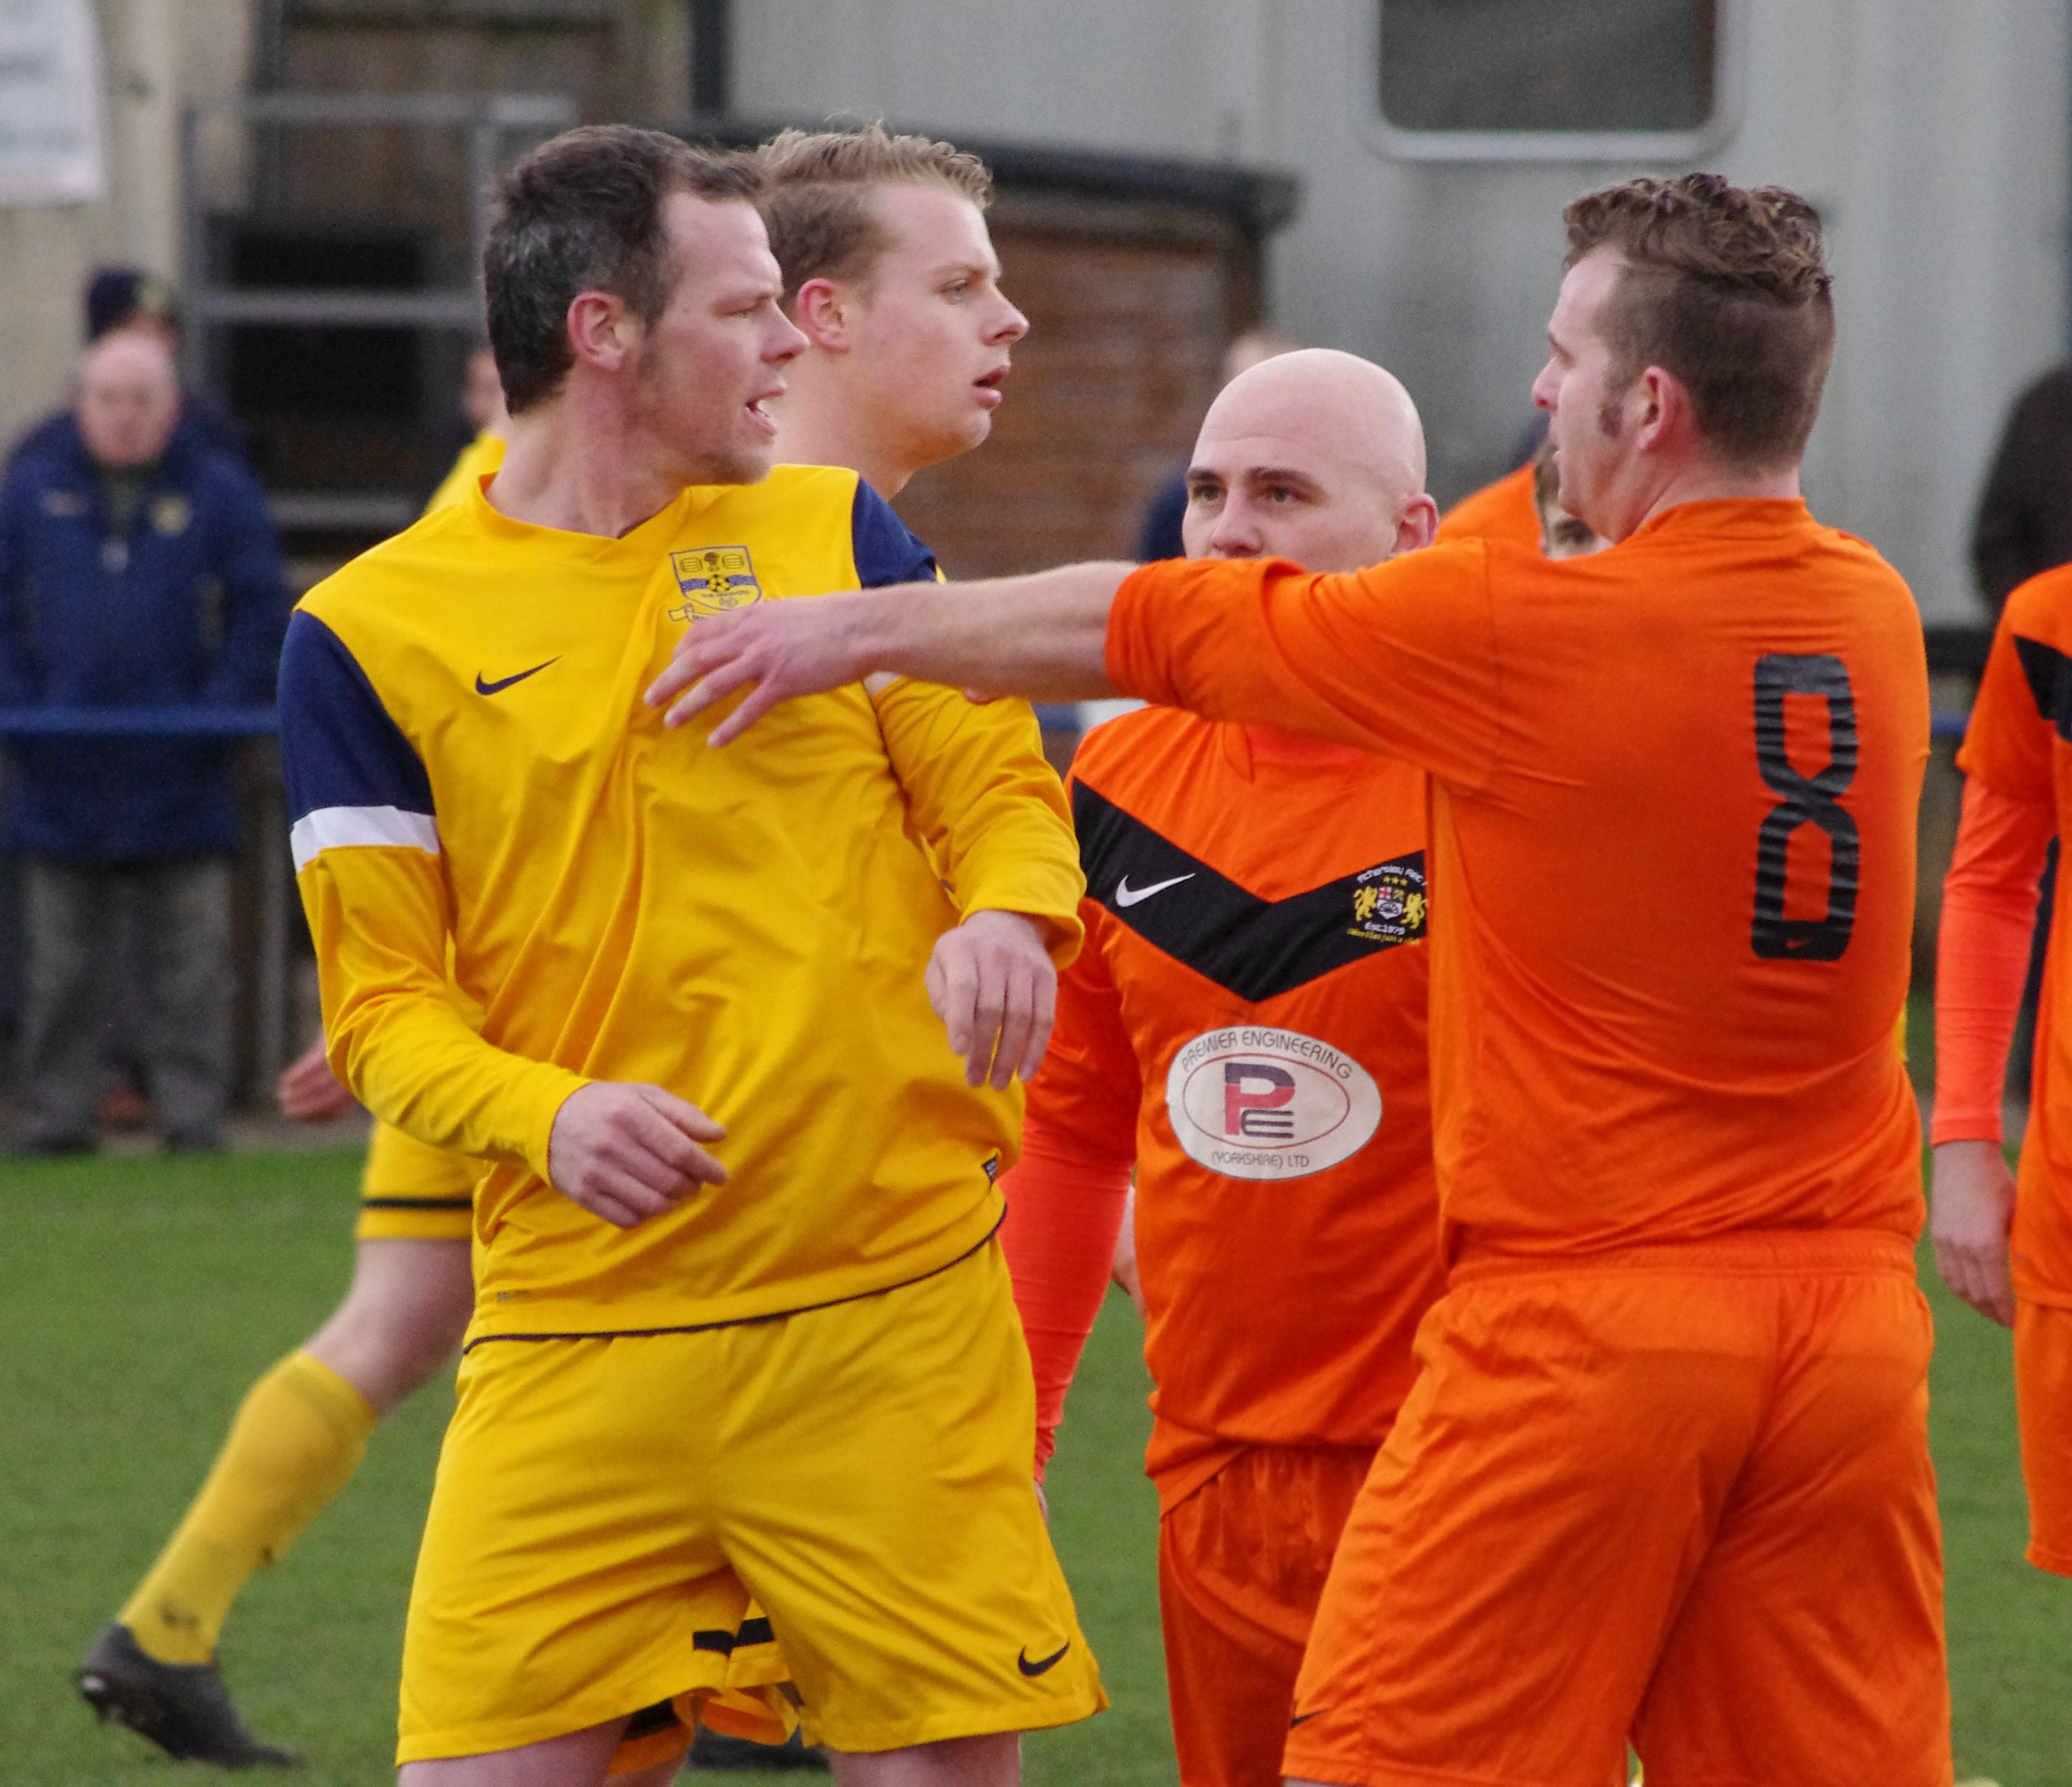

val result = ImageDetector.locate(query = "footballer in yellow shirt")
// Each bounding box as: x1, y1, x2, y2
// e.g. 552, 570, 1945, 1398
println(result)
290, 463, 1080, 1332
280, 128, 1101, 1782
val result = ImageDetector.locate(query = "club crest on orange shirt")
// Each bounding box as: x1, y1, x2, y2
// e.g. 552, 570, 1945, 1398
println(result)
1164, 1025, 1382, 1181
1349, 855, 1426, 945
668, 545, 763, 623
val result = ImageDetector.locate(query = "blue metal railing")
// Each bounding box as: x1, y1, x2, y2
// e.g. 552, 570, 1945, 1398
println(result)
0, 706, 278, 737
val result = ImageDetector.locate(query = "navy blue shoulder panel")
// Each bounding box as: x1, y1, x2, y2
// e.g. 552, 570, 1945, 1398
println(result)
851, 480, 938, 588
2014, 633, 2072, 744
277, 609, 434, 826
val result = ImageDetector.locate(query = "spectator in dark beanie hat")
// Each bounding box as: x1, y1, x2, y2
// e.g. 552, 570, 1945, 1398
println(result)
8, 268, 246, 471
86, 269, 178, 344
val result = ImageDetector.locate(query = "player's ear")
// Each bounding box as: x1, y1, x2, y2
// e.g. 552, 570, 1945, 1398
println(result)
791, 279, 851, 352
565, 290, 637, 374
1633, 365, 1687, 454
1395, 492, 1439, 554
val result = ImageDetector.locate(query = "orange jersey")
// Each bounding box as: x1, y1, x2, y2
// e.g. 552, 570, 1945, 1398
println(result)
1435, 461, 1540, 550
1030, 708, 1445, 1505
1954, 562, 2072, 1302
1109, 499, 1929, 1258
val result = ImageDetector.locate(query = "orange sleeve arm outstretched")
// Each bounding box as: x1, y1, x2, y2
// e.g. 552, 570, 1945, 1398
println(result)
998, 1114, 1133, 1481
1932, 777, 2057, 1144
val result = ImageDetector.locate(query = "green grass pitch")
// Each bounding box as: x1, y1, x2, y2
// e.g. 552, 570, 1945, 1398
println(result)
0, 1146, 2062, 1785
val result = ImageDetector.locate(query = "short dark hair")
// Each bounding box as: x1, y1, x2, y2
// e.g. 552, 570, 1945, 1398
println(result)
484, 125, 761, 415
756, 123, 992, 308
1563, 173, 1834, 469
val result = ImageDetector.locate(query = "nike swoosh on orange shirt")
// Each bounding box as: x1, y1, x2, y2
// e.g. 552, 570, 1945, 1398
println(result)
1115, 872, 1194, 907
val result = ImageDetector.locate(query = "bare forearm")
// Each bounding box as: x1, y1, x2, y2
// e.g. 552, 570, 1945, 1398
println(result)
853, 564, 1132, 700
649, 561, 1134, 744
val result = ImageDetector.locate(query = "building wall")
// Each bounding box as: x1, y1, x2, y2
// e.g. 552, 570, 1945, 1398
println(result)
0, 0, 686, 456
737, 0, 2071, 620
3, 1, 2057, 619
897, 196, 1257, 577
0, 0, 252, 452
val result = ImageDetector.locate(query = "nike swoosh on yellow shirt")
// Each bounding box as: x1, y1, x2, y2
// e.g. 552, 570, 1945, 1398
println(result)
475, 659, 558, 695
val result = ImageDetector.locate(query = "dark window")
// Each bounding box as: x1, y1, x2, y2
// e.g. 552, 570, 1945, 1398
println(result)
1379, 0, 1717, 136
219, 222, 424, 421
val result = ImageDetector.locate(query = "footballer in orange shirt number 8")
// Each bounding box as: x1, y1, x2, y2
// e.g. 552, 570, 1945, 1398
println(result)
648, 173, 1951, 1787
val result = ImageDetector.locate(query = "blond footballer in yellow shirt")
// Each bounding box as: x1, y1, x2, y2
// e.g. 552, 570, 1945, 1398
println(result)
279, 130, 1101, 1787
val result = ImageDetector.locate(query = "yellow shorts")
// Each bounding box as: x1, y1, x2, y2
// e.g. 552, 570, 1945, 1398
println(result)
354, 1119, 477, 1243
397, 1238, 1106, 1764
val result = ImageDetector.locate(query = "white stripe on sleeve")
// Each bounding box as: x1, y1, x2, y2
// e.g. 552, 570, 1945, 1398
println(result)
290, 805, 442, 872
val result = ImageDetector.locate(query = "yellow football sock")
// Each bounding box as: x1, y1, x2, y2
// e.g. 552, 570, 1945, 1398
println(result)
118, 1350, 378, 1665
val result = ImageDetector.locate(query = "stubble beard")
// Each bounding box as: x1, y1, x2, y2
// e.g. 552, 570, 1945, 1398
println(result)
635, 364, 775, 490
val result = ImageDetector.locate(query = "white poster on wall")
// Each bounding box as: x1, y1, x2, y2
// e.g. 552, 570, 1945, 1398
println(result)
0, 0, 108, 206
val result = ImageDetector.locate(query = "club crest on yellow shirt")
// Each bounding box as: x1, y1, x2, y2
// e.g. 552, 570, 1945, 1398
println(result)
668, 545, 763, 622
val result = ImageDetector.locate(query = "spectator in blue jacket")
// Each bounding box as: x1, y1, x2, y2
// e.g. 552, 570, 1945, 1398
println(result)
6, 268, 247, 473
0, 331, 289, 1153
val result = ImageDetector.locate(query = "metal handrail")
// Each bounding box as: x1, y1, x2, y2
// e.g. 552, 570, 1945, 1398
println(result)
177, 88, 578, 383
227, 91, 573, 129
185, 290, 486, 328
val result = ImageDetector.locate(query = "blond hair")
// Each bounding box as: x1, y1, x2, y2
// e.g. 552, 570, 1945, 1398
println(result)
756, 123, 992, 306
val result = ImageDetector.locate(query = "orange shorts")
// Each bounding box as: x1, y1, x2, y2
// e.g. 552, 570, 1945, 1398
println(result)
1286, 1233, 1950, 1787
1158, 1445, 1374, 1787
2015, 1297, 2072, 1576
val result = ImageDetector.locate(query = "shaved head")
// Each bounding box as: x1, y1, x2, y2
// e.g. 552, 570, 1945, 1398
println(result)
75, 329, 181, 467
1182, 347, 1435, 574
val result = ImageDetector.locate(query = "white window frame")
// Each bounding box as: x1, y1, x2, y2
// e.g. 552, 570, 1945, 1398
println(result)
1355, 0, 1746, 164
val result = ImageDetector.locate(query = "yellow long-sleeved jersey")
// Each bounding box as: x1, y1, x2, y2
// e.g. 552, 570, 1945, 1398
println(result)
279, 464, 1084, 1341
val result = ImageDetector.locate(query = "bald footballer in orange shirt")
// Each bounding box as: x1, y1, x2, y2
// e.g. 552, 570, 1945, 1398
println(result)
1000, 347, 1447, 1787
649, 172, 1949, 1787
